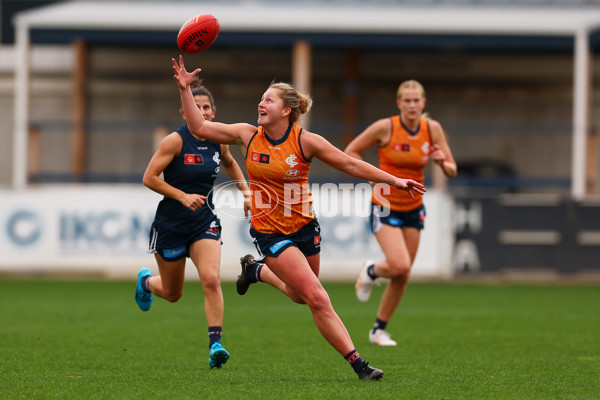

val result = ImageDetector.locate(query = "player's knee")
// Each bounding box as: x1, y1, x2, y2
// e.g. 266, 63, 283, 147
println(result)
201, 273, 221, 293
285, 287, 306, 304
388, 258, 411, 278
164, 290, 183, 303
305, 288, 330, 311
290, 295, 306, 305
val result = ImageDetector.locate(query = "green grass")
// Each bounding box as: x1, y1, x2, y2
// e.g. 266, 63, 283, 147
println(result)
0, 279, 598, 399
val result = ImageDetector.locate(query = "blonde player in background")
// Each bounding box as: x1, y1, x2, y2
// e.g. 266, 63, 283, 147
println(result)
345, 80, 457, 346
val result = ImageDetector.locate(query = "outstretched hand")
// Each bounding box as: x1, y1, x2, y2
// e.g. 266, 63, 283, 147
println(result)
396, 178, 426, 200
172, 55, 201, 90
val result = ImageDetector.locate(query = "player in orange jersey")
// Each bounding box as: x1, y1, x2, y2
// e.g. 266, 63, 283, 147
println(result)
172, 55, 426, 380
345, 80, 457, 347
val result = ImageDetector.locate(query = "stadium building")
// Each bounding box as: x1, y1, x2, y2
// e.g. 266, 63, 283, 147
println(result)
0, 0, 599, 280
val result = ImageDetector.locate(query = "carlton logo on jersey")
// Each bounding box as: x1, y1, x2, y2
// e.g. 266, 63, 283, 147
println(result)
285, 154, 298, 167
184, 154, 204, 165
250, 151, 271, 164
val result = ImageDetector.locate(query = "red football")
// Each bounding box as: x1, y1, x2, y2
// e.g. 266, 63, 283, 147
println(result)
177, 14, 220, 54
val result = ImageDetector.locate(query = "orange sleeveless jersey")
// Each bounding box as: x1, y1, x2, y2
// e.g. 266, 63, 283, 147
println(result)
372, 115, 431, 212
245, 124, 314, 234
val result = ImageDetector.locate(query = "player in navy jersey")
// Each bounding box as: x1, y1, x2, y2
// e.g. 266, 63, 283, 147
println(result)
134, 79, 251, 369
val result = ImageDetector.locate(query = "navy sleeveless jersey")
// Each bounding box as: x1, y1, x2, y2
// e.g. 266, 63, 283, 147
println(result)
154, 124, 222, 234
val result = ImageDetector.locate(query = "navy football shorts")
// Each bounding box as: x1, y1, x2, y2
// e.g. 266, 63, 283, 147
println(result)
148, 219, 221, 262
250, 219, 321, 258
369, 203, 426, 234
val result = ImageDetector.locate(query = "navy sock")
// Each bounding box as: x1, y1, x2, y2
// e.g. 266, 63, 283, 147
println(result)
208, 326, 222, 348
141, 275, 150, 291
372, 318, 388, 333
344, 349, 366, 373
366, 264, 377, 280
248, 263, 264, 283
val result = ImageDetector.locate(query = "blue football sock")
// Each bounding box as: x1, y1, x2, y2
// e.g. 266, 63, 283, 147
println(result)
373, 318, 388, 333
367, 264, 378, 280
208, 326, 223, 348
141, 275, 150, 291
344, 349, 366, 373
248, 263, 264, 283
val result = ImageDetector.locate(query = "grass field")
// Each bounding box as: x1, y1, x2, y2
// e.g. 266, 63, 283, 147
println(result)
1, 279, 598, 400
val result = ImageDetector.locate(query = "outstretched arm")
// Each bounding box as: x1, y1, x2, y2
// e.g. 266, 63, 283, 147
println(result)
172, 55, 255, 147
303, 132, 426, 197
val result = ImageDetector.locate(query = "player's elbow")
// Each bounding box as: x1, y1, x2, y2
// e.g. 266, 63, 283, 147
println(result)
142, 174, 152, 189
445, 164, 458, 178
344, 149, 361, 160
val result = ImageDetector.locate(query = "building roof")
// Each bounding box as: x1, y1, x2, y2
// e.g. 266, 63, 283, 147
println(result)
10, 1, 599, 198
14, 1, 600, 38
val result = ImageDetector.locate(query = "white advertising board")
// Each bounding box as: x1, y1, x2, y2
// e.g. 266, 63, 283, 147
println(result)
0, 185, 454, 281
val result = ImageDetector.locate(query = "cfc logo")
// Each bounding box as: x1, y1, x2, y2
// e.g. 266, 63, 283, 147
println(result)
286, 154, 298, 168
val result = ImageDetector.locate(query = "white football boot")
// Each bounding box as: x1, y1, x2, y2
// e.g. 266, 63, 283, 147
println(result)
369, 329, 397, 346
355, 260, 379, 302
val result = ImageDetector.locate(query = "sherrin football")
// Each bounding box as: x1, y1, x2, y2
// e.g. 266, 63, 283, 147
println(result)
177, 14, 220, 54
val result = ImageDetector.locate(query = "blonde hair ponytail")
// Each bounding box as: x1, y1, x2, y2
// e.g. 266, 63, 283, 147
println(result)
268, 82, 312, 123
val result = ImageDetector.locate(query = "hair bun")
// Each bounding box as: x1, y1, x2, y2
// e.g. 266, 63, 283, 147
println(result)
190, 76, 203, 89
